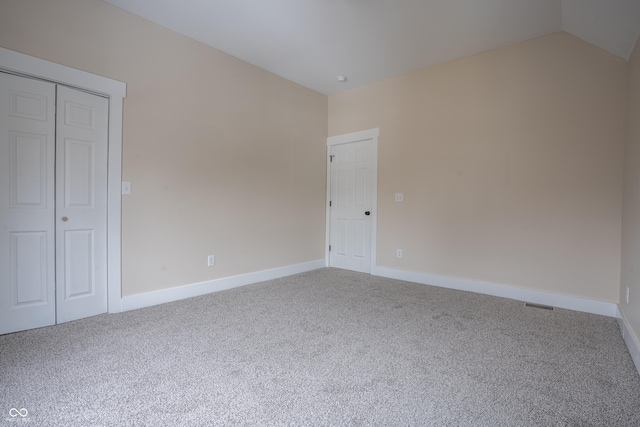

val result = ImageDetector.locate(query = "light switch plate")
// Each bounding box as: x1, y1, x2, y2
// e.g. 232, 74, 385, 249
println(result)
122, 181, 131, 195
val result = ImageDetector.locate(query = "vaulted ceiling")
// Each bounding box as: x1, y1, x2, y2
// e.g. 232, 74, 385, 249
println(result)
104, 0, 640, 95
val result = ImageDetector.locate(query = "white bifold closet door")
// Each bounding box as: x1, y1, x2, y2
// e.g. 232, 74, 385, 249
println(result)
0, 72, 108, 335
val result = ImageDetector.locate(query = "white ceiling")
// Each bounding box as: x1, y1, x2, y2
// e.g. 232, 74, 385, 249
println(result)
104, 0, 640, 95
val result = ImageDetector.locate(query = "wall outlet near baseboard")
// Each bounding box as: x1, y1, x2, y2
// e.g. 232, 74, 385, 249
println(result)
207, 255, 215, 267
396, 249, 403, 258
626, 287, 630, 304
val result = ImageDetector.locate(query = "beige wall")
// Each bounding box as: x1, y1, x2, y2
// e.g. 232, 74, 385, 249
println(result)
621, 38, 640, 346
329, 32, 626, 302
0, 0, 328, 296
0, 1, 631, 307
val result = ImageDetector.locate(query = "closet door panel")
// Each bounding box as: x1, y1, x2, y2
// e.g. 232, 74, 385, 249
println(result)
0, 72, 56, 335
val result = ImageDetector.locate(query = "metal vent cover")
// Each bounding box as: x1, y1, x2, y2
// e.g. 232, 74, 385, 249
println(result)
524, 302, 554, 311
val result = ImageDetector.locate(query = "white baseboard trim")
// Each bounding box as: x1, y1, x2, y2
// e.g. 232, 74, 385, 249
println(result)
373, 266, 618, 318
617, 311, 640, 376
121, 259, 325, 312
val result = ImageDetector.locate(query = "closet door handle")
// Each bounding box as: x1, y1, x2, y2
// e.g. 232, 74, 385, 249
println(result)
61, 217, 68, 222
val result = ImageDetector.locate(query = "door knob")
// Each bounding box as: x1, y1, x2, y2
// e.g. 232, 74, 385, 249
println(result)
61, 217, 68, 222
365, 211, 371, 216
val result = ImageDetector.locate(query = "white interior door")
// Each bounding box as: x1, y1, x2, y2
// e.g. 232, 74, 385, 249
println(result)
0, 73, 108, 334
0, 73, 56, 334
329, 139, 374, 273
55, 85, 108, 324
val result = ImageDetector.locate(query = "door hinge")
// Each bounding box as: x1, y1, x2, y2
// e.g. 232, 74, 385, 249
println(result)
329, 245, 331, 252
329, 201, 332, 207
330, 155, 334, 162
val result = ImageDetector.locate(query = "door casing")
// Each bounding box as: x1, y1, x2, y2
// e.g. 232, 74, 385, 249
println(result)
0, 47, 126, 314
326, 128, 379, 274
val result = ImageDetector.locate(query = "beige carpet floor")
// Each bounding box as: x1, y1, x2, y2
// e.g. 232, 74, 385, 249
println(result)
1, 268, 639, 426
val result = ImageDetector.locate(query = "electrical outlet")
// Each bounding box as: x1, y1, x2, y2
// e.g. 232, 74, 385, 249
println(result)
396, 249, 403, 258
626, 287, 630, 304
395, 193, 404, 202
207, 255, 215, 267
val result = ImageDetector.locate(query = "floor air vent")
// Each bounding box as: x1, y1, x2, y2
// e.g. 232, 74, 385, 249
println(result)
524, 302, 554, 310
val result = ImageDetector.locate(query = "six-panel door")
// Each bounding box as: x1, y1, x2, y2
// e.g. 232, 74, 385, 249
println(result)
0, 72, 108, 334
0, 73, 56, 334
55, 85, 108, 324
329, 139, 373, 273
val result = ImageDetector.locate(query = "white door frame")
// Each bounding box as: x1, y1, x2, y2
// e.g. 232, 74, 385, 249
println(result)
326, 128, 379, 274
0, 47, 126, 313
